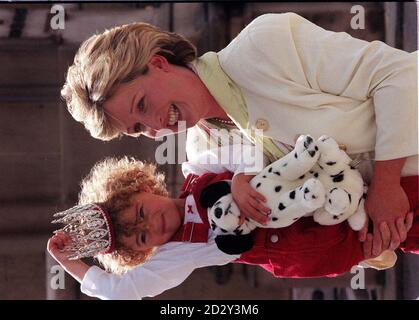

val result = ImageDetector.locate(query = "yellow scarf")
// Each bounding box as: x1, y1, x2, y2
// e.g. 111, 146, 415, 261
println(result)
191, 51, 285, 163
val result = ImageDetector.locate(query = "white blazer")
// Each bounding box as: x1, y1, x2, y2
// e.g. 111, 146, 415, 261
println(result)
216, 13, 418, 176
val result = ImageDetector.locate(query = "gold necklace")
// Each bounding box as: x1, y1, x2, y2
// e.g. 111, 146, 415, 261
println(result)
209, 117, 236, 127
198, 119, 237, 148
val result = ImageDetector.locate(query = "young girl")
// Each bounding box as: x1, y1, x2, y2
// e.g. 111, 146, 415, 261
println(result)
48, 149, 419, 300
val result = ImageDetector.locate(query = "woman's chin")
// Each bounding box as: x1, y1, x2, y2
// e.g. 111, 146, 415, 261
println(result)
156, 119, 193, 135
168, 121, 192, 132
154, 125, 181, 138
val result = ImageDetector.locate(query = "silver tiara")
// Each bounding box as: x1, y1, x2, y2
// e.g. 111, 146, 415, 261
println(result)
52, 203, 116, 260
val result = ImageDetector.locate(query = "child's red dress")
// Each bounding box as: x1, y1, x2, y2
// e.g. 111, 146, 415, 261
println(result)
174, 172, 419, 278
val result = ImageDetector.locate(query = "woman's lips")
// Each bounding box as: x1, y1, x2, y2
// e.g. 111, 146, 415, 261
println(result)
167, 104, 180, 126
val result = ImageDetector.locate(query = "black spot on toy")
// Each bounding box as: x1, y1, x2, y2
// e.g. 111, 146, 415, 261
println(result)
214, 207, 223, 219
332, 173, 344, 183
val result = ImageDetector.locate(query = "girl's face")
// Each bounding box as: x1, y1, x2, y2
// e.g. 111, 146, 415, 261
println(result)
117, 192, 185, 251
102, 55, 206, 138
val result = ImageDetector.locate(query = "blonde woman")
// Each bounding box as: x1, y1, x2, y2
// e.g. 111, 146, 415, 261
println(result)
61, 13, 418, 262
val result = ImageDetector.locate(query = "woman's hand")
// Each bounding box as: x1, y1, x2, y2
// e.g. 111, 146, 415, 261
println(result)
231, 173, 271, 225
363, 212, 413, 259
359, 158, 413, 256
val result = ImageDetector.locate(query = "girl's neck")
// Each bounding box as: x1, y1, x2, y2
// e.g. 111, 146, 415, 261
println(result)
173, 198, 186, 221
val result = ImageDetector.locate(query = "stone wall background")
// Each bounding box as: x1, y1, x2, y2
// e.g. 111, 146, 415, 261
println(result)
0, 2, 416, 300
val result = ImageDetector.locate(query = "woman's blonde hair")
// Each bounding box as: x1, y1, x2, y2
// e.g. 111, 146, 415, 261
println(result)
78, 156, 168, 274
61, 22, 197, 141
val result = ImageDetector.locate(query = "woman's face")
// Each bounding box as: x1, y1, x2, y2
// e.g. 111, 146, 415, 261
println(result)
103, 55, 205, 138
117, 192, 184, 251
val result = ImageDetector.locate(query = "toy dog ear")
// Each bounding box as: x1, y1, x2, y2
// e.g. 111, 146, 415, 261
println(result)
215, 234, 254, 255
199, 181, 231, 208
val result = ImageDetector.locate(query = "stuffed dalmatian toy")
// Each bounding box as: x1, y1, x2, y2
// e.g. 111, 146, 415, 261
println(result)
199, 134, 368, 254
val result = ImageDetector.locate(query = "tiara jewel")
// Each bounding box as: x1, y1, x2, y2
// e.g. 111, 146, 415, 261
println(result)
52, 203, 116, 260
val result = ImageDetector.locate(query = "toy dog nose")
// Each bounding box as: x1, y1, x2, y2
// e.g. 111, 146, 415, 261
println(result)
214, 208, 223, 219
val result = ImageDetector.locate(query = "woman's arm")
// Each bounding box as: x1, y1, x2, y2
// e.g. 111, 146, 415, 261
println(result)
182, 143, 267, 177
360, 158, 413, 256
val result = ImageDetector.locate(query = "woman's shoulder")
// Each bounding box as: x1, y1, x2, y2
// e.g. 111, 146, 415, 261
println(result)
241, 12, 307, 35
247, 12, 300, 26
218, 12, 310, 73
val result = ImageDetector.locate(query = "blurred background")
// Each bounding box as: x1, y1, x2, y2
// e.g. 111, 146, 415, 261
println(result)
0, 1, 417, 300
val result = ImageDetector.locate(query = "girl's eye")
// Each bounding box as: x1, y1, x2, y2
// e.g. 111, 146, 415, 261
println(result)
141, 233, 146, 244
137, 97, 145, 112
137, 206, 145, 222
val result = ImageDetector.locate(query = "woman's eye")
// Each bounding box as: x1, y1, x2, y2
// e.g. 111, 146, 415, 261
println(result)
141, 233, 146, 244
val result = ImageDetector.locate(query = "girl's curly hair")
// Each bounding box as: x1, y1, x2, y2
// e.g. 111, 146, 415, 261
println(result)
78, 156, 168, 274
